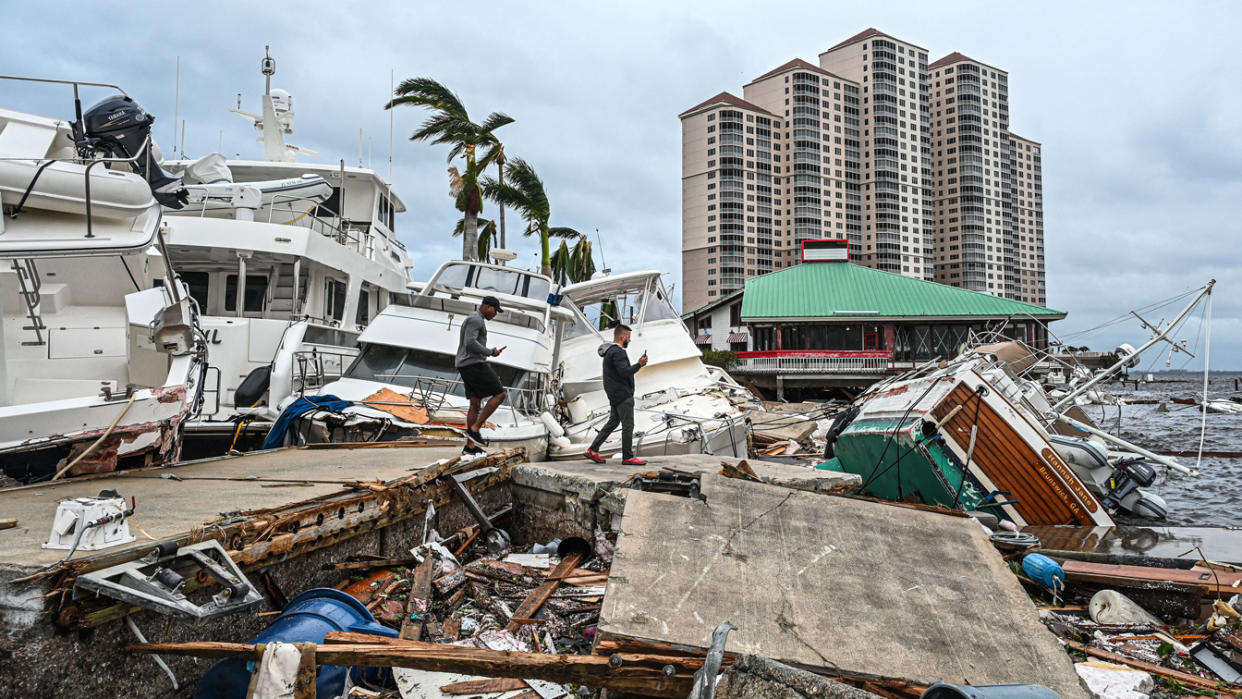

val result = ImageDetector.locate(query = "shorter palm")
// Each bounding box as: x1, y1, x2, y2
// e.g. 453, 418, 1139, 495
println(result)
481, 158, 579, 276
453, 217, 497, 261
550, 234, 597, 286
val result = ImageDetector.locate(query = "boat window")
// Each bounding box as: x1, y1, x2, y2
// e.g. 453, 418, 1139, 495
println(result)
435, 264, 471, 291
377, 193, 395, 231
224, 274, 268, 313
642, 285, 681, 323
345, 343, 526, 394
325, 279, 347, 321
314, 187, 342, 219
179, 271, 210, 313
356, 288, 370, 326
433, 263, 551, 301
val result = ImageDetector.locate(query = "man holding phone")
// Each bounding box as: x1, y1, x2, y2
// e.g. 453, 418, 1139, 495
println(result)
586, 323, 649, 465
456, 295, 507, 451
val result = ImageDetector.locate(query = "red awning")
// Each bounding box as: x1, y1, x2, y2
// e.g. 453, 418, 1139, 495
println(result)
726, 333, 748, 343
694, 335, 712, 345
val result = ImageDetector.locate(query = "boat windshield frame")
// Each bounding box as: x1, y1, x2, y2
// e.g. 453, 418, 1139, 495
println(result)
562, 273, 684, 340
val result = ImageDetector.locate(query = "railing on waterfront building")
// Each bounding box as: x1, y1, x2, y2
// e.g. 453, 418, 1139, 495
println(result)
732, 350, 892, 375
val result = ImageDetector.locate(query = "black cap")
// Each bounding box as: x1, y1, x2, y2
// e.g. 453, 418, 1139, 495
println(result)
481, 295, 503, 312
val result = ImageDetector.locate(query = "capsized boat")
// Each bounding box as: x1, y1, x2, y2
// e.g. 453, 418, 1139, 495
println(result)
822, 351, 1116, 527
0, 77, 205, 482
546, 271, 752, 459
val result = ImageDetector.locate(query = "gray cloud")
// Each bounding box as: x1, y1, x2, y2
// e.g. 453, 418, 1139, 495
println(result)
3, 0, 1238, 368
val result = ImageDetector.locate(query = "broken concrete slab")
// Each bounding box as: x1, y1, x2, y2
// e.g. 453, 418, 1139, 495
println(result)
511, 455, 859, 542
597, 474, 1089, 699
715, 654, 882, 699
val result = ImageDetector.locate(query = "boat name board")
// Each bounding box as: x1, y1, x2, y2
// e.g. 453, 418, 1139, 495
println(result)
1040, 447, 1099, 514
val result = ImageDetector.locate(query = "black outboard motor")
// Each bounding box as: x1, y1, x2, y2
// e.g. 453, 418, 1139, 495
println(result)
76, 95, 187, 209
1102, 458, 1163, 517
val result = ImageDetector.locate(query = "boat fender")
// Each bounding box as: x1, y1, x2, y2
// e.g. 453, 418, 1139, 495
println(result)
235, 365, 272, 408
1021, 553, 1064, 590
539, 411, 565, 438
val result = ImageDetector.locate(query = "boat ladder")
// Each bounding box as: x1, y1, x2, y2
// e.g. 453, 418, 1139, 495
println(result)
10, 258, 46, 346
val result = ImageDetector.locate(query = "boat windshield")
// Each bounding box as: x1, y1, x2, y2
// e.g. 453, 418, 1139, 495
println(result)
562, 278, 681, 340
433, 263, 551, 302
345, 343, 525, 394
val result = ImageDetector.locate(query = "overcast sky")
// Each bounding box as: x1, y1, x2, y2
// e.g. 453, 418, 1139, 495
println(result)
4, 1, 1238, 369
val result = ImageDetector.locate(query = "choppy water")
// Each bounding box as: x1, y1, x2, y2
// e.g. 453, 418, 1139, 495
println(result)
1087, 371, 1242, 527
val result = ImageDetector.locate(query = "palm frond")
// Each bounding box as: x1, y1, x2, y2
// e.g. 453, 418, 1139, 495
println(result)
387, 77, 467, 116
548, 226, 582, 239
478, 112, 516, 133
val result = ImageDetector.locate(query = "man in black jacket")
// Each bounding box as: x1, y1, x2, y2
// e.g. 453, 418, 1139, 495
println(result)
586, 323, 649, 465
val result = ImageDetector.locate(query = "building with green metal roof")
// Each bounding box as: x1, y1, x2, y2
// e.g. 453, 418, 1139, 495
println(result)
682, 240, 1065, 396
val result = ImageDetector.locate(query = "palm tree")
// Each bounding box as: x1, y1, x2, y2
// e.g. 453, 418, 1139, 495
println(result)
549, 234, 597, 286
386, 78, 512, 261
453, 217, 497, 261
481, 158, 579, 276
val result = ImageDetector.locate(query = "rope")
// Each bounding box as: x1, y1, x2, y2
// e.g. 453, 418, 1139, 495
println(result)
51, 394, 138, 481
1196, 288, 1213, 472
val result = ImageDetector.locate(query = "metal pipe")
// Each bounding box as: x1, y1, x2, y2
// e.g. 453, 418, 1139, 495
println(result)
291, 258, 301, 317
235, 254, 247, 317
1056, 412, 1197, 476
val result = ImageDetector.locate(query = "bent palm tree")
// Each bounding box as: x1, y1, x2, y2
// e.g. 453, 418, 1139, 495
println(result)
386, 77, 512, 260
481, 158, 579, 276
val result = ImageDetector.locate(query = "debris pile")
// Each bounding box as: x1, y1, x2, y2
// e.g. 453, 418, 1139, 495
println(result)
1005, 545, 1242, 695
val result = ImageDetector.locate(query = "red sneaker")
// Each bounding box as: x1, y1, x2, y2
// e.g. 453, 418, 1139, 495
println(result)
585, 450, 606, 464
622, 457, 648, 466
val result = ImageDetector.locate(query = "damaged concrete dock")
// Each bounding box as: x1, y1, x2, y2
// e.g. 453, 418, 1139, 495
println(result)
596, 474, 1090, 699
1, 444, 1097, 697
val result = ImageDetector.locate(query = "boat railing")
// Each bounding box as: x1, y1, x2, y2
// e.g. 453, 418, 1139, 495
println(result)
369, 374, 549, 425
291, 347, 356, 396
0, 75, 157, 240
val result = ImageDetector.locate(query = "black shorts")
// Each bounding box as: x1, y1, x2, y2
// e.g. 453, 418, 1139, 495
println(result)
458, 362, 504, 399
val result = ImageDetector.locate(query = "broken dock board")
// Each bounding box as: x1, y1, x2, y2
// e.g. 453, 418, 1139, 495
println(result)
596, 475, 1088, 699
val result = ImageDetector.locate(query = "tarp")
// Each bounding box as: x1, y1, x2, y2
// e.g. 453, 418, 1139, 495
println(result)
261, 395, 351, 450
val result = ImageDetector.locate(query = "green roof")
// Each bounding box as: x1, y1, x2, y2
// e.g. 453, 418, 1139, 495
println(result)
740, 262, 1065, 321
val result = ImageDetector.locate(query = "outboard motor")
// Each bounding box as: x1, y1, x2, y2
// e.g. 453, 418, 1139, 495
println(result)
76, 95, 187, 209
1102, 458, 1166, 519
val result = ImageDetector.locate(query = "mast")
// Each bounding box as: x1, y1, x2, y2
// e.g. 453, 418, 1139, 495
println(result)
1049, 280, 1215, 414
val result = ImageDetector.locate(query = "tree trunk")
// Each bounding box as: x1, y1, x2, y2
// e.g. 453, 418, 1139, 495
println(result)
540, 227, 552, 277
463, 209, 479, 261
497, 161, 506, 253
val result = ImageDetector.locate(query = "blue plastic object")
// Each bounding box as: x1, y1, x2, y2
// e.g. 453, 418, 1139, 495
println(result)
922, 681, 1060, 699
194, 588, 399, 699
1021, 553, 1065, 590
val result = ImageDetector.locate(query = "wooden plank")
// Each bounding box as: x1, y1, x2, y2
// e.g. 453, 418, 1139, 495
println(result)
0, 519, 17, 530
1062, 640, 1237, 693
325, 556, 422, 572
294, 642, 318, 699
126, 638, 698, 697
505, 553, 583, 633
1062, 560, 1242, 596
400, 557, 436, 641
440, 678, 529, 694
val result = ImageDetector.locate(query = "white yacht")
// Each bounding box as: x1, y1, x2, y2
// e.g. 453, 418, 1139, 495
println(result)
292, 260, 563, 455
157, 50, 413, 453
547, 271, 751, 459
0, 77, 205, 482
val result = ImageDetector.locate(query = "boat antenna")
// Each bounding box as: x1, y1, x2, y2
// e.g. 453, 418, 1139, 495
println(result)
387, 68, 394, 185
595, 228, 608, 274
262, 45, 275, 96
173, 56, 180, 158
358, 128, 363, 168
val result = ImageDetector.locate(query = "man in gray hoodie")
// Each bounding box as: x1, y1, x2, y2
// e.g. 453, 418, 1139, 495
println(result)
586, 323, 648, 465
456, 295, 507, 450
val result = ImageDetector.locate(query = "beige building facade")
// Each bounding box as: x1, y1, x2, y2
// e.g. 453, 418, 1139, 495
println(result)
681, 28, 1046, 312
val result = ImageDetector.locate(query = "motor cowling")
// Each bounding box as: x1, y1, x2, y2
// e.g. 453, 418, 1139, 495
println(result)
1102, 458, 1160, 515
77, 95, 186, 209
